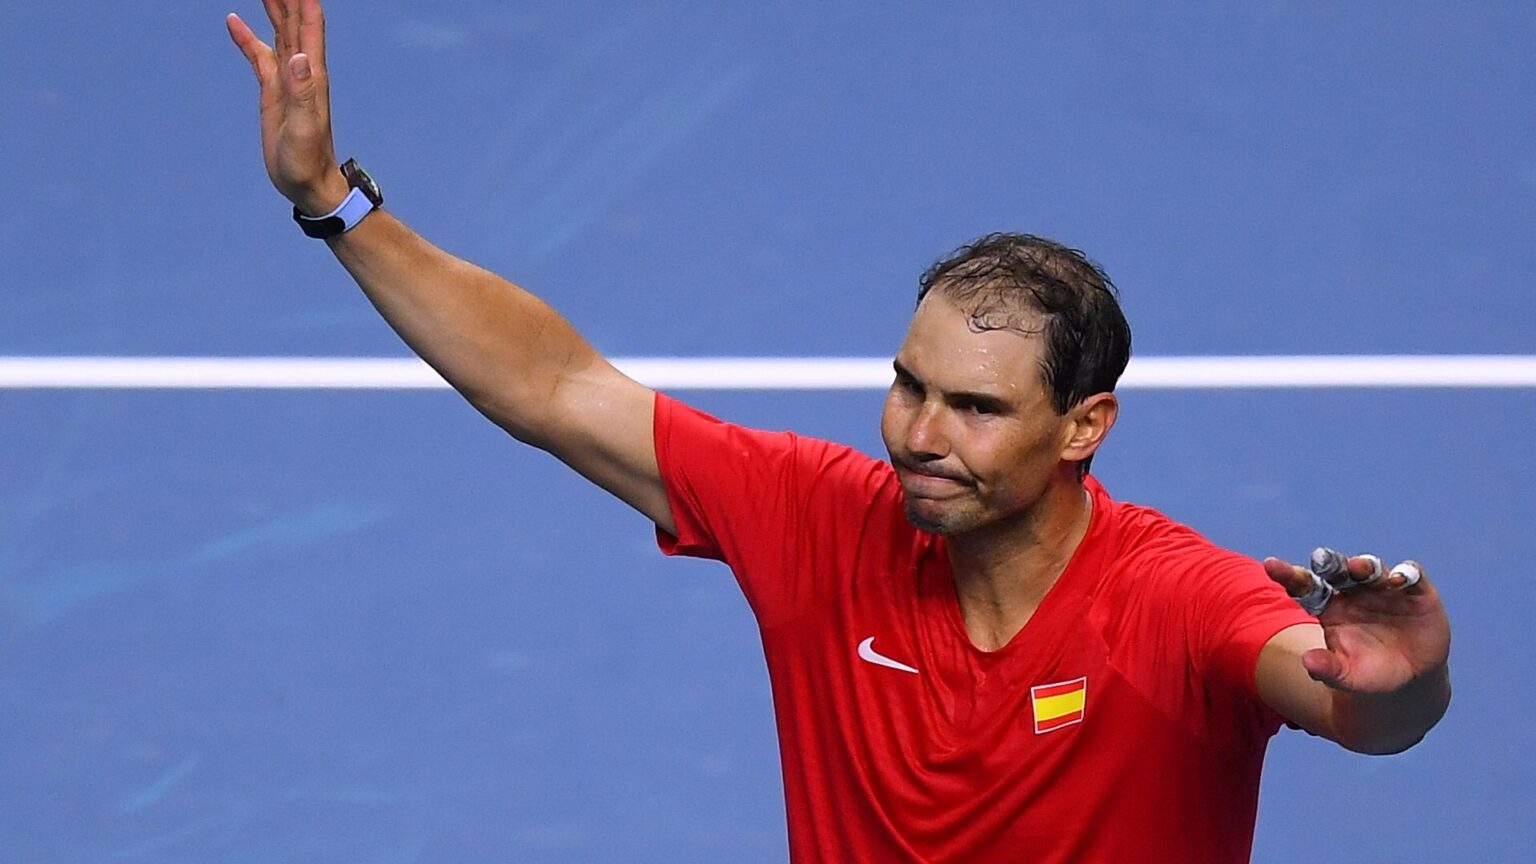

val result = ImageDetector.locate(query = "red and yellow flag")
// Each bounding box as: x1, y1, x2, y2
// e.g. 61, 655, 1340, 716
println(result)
1030, 677, 1087, 733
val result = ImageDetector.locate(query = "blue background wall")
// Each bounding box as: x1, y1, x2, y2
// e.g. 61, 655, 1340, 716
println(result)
2, 2, 1532, 861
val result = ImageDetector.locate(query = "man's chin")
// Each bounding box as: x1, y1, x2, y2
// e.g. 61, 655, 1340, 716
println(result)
904, 501, 971, 535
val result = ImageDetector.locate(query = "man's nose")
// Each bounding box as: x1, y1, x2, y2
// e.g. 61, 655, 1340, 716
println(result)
906, 402, 948, 460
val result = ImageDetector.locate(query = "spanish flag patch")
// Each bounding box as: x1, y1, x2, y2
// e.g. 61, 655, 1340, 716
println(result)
1030, 676, 1087, 733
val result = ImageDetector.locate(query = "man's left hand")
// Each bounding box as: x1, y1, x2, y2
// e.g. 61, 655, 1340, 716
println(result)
1263, 553, 1451, 695
1255, 551, 1451, 754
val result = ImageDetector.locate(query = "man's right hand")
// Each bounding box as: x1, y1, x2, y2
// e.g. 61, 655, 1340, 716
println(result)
227, 0, 350, 216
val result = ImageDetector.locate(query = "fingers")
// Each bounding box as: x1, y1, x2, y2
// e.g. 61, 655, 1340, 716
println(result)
1343, 553, 1428, 593
1263, 557, 1312, 595
1296, 547, 1430, 597
1389, 560, 1427, 593
227, 14, 278, 87
298, 0, 327, 72
1266, 557, 1334, 616
260, 0, 288, 57
257, 0, 327, 109
1307, 546, 1347, 587
264, 0, 307, 66
1301, 646, 1346, 688
285, 53, 319, 105
1345, 554, 1386, 587
235, 4, 326, 106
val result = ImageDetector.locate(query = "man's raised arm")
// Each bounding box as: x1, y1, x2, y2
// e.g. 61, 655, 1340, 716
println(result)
226, 0, 673, 534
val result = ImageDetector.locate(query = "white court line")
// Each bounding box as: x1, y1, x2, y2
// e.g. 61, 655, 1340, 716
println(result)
0, 355, 1535, 390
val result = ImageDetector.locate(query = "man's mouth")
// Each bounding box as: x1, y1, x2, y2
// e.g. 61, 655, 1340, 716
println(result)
894, 462, 973, 489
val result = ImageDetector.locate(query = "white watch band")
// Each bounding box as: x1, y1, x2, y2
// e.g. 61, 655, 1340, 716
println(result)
295, 187, 376, 235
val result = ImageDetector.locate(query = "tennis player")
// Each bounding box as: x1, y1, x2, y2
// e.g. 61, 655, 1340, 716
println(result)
228, 3, 1452, 861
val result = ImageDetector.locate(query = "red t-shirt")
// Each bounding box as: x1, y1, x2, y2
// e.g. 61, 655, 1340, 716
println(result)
653, 394, 1314, 863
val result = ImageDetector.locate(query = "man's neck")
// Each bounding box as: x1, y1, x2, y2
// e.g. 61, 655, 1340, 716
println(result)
946, 477, 1094, 652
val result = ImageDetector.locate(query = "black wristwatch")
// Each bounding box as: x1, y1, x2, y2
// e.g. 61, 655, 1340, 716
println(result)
293, 159, 384, 239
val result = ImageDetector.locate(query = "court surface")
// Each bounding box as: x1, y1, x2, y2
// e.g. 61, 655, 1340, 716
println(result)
3, 2, 1533, 861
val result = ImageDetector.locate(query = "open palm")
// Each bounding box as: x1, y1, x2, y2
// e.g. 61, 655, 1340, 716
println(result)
1265, 554, 1451, 694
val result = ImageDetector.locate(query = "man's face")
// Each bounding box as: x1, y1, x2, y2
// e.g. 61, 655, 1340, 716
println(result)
880, 291, 1075, 535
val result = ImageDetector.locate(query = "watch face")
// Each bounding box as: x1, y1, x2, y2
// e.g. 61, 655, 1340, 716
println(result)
341, 159, 384, 206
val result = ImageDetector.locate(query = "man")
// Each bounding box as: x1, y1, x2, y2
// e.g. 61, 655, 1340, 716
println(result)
227, 2, 1452, 861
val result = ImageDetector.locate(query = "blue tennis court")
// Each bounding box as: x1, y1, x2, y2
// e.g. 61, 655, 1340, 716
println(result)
2, 2, 1533, 861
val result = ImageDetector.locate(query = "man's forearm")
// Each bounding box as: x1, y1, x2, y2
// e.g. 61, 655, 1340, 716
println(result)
321, 210, 600, 447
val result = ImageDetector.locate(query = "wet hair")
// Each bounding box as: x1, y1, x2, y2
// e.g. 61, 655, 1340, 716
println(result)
917, 233, 1132, 473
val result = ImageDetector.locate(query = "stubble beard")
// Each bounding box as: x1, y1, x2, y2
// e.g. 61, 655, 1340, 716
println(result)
903, 496, 985, 535
902, 483, 1045, 540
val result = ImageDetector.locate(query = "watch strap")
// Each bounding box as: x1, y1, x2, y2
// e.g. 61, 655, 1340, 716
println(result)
293, 186, 377, 239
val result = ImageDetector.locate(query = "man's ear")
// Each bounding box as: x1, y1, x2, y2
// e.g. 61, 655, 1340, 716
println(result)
1061, 392, 1119, 463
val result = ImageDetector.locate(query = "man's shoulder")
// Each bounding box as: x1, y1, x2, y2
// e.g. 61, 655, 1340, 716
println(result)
657, 393, 897, 493
1087, 484, 1277, 668
1094, 484, 1259, 584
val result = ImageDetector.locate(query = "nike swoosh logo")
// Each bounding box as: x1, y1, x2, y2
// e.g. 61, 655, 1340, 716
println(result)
857, 637, 920, 674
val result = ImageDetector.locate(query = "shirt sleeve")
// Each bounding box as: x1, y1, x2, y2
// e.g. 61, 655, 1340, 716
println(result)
651, 392, 898, 626
1182, 548, 1317, 736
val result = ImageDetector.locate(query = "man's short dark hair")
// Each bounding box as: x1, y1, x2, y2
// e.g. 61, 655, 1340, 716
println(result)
917, 233, 1132, 415
917, 233, 1132, 474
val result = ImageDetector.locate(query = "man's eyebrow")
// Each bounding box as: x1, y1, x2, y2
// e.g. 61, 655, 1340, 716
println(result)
891, 360, 1012, 410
